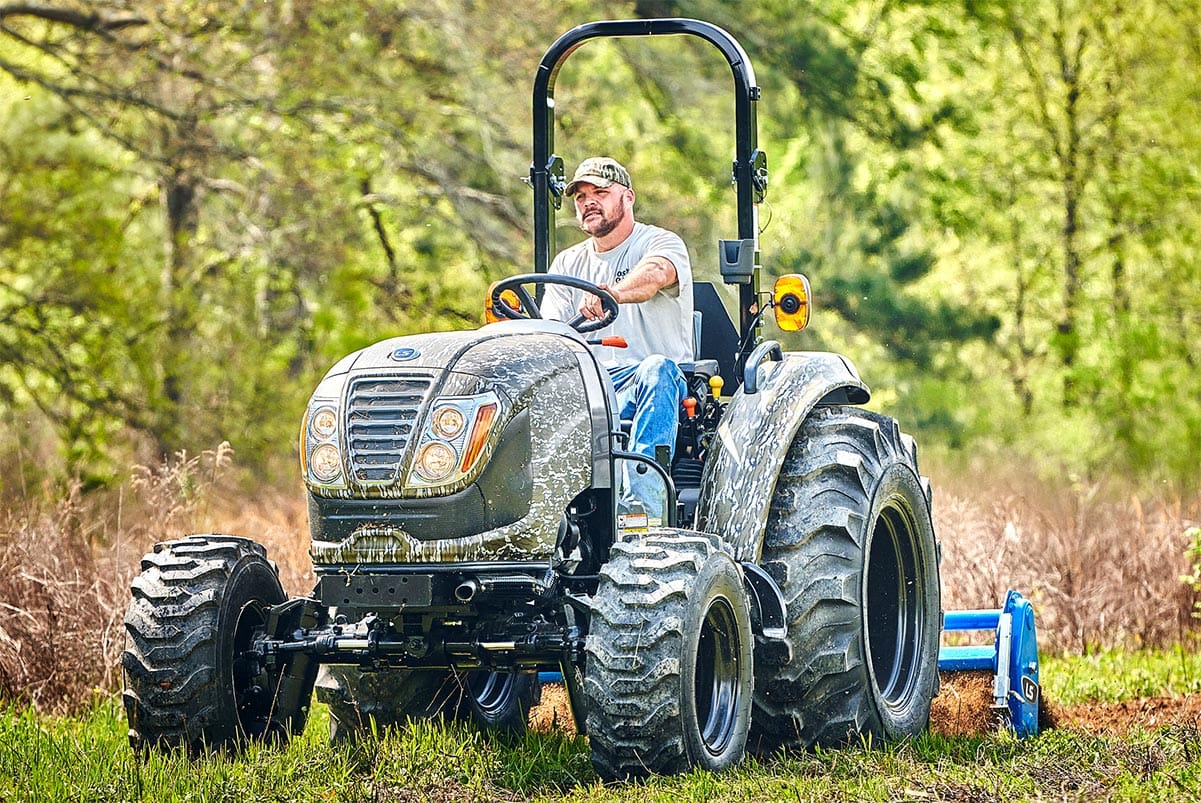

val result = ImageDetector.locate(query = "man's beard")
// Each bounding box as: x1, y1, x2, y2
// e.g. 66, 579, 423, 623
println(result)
578, 201, 624, 238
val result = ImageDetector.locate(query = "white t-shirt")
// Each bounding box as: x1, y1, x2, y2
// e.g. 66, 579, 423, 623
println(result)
542, 222, 693, 368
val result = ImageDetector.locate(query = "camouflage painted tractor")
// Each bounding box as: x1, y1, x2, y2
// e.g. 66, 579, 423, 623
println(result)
122, 19, 941, 779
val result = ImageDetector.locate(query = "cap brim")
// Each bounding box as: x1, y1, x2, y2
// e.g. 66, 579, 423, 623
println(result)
565, 175, 618, 195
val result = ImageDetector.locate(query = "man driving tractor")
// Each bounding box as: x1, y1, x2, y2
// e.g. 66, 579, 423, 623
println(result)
540, 157, 694, 522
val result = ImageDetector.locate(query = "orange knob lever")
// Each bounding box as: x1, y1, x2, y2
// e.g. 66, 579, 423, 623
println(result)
682, 397, 697, 418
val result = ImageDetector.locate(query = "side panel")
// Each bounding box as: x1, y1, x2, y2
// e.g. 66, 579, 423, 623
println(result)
694, 352, 870, 561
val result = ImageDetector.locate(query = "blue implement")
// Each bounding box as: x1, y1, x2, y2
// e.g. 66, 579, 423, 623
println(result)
938, 589, 1041, 737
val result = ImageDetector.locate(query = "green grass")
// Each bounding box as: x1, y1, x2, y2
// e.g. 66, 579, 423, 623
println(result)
4, 652, 1201, 802
1042, 645, 1201, 705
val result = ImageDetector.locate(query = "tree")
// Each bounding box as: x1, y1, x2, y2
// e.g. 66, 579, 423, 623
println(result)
0, 1, 567, 481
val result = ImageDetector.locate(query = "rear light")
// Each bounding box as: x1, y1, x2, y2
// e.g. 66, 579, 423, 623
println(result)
772, 274, 812, 332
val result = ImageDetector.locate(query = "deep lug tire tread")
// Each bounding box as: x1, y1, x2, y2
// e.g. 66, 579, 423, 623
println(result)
751, 406, 941, 754
584, 531, 753, 780
122, 534, 293, 753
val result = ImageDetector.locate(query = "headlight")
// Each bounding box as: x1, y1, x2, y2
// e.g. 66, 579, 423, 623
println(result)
415, 442, 457, 481
431, 406, 466, 439
310, 407, 338, 439
310, 443, 343, 482
300, 378, 347, 490
405, 391, 503, 491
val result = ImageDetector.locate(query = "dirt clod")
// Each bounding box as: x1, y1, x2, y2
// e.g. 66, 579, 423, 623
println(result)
930, 671, 1007, 737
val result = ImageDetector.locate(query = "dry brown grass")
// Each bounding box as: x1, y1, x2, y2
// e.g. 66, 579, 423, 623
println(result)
0, 444, 311, 714
932, 470, 1201, 653
0, 448, 1197, 713
0, 484, 128, 712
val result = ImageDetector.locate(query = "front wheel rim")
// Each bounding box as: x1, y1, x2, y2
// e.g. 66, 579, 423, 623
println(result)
231, 600, 272, 735
695, 596, 742, 756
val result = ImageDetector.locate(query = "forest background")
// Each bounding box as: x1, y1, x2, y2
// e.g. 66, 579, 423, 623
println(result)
1, 0, 1198, 491
1, 0, 1200, 706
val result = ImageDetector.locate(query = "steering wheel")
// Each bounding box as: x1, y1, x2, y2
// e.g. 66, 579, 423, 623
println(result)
490, 273, 619, 334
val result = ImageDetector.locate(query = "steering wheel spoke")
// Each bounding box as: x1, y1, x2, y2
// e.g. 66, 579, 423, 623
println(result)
513, 285, 542, 318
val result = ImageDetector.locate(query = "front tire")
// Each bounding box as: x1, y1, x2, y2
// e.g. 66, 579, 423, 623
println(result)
584, 531, 753, 779
122, 534, 303, 752
751, 406, 941, 754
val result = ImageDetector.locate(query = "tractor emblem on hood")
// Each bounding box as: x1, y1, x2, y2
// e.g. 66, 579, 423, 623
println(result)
390, 347, 420, 362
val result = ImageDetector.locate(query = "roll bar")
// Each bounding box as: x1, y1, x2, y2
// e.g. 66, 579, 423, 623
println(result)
530, 18, 768, 346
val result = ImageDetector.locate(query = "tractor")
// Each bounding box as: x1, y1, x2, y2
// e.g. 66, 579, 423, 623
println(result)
122, 19, 944, 779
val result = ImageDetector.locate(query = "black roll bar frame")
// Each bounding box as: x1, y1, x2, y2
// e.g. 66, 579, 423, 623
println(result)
530, 18, 767, 352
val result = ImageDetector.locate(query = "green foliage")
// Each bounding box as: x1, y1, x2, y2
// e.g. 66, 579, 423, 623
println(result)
0, 0, 1198, 490
1181, 527, 1201, 619
1043, 646, 1201, 706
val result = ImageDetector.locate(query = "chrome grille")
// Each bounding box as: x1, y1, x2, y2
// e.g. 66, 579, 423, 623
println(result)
346, 375, 432, 484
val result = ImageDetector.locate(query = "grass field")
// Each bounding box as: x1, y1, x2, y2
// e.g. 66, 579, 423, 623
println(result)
3, 650, 1201, 802
3, 454, 1201, 800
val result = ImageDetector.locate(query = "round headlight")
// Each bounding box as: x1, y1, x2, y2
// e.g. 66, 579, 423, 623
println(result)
431, 406, 466, 439
310, 407, 338, 439
310, 443, 343, 482
415, 442, 457, 482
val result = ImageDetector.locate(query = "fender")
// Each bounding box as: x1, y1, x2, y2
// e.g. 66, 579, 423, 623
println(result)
694, 351, 870, 561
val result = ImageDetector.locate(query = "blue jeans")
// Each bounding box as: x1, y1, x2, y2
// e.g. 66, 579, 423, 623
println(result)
608, 356, 686, 524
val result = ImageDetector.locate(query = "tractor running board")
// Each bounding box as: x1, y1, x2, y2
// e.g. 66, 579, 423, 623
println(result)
938, 589, 1041, 738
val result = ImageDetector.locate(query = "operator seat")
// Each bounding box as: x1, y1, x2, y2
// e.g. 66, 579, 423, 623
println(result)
673, 282, 740, 523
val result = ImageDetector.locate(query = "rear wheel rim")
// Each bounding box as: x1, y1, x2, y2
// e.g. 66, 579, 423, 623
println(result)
866, 499, 926, 709
468, 672, 513, 719
695, 595, 742, 757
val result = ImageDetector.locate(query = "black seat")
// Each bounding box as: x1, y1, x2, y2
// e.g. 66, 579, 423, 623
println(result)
691, 282, 739, 388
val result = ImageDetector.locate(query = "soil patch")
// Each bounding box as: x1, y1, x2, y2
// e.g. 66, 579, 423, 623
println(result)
930, 671, 1004, 737
529, 683, 576, 734
1047, 694, 1201, 735
933, 670, 1201, 738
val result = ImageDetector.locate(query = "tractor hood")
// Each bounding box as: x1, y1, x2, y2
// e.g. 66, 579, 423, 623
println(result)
300, 320, 607, 564
300, 320, 606, 501
323, 320, 589, 384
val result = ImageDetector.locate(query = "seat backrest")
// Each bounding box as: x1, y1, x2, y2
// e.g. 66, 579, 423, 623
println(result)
693, 281, 740, 387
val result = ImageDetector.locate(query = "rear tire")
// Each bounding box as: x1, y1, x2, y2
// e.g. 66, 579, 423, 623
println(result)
122, 534, 303, 753
750, 406, 941, 754
584, 531, 753, 779
463, 670, 541, 732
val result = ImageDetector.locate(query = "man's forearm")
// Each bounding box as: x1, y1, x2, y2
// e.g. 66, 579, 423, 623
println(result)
611, 256, 678, 303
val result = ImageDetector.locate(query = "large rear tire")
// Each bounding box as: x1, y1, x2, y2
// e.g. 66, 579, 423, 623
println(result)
584, 531, 753, 780
750, 406, 941, 754
317, 666, 539, 742
122, 534, 304, 753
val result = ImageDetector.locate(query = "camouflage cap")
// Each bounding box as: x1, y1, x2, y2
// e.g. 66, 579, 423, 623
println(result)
565, 157, 632, 196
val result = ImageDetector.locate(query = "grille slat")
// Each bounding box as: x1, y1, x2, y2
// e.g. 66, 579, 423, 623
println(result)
346, 376, 432, 484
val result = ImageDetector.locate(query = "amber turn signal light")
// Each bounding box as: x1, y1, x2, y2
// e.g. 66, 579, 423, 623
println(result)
772, 274, 812, 332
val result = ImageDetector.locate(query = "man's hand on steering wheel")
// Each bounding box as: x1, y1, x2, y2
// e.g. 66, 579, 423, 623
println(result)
579, 283, 621, 322
490, 273, 619, 334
